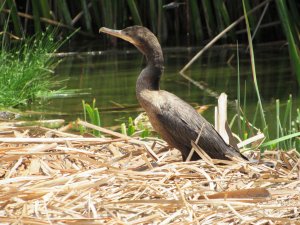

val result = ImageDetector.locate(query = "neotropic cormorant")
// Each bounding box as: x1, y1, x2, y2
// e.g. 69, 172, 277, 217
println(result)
100, 26, 246, 161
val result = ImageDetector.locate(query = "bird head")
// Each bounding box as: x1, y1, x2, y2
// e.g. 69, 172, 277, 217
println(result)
99, 26, 162, 60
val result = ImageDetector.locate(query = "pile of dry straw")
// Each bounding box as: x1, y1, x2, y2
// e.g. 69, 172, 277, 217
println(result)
0, 119, 299, 224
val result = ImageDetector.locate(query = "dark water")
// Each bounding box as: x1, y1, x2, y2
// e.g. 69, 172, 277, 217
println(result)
30, 44, 299, 134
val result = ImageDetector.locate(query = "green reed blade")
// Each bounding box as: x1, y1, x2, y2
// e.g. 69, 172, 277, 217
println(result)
127, 0, 142, 25
0, 0, 5, 11
283, 95, 292, 130
39, 0, 50, 19
261, 132, 300, 148
276, 0, 300, 85
57, 0, 73, 26
287, 0, 300, 33
229, 113, 237, 129
250, 102, 258, 137
243, 80, 247, 139
82, 100, 87, 122
101, 0, 113, 27
121, 123, 127, 136
236, 41, 242, 137
236, 100, 242, 138
127, 117, 135, 136
243, 0, 256, 36
5, 0, 22, 36
1, 2, 10, 49
212, 0, 225, 34
242, 0, 268, 139
215, 0, 234, 40
91, 0, 101, 27
278, 118, 287, 149
149, 1, 157, 33
283, 95, 292, 148
189, 0, 203, 42
157, 0, 163, 41
80, 0, 92, 31
92, 98, 96, 109
276, 99, 280, 148
84, 104, 95, 123
93, 108, 101, 136
31, 0, 41, 33
114, 0, 124, 28
201, 0, 215, 37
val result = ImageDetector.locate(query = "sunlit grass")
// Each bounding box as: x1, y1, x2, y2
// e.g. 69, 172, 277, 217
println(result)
82, 99, 101, 137
233, 1, 300, 151
0, 29, 62, 107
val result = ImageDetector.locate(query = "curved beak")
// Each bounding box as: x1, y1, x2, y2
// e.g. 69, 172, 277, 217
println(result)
99, 27, 136, 45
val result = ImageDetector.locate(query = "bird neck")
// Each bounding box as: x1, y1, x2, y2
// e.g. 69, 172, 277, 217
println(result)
136, 65, 163, 93
136, 43, 164, 93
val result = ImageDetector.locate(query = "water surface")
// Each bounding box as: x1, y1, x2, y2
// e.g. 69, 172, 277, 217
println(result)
30, 44, 299, 136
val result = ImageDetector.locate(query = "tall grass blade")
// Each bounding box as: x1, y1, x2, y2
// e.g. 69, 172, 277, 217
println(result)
243, 81, 247, 139
5, 0, 22, 36
236, 41, 242, 138
276, 0, 300, 85
101, 0, 113, 28
261, 132, 300, 148
201, 0, 215, 37
242, 0, 268, 139
57, 0, 73, 26
126, 0, 142, 25
243, 0, 257, 37
212, 0, 225, 33
31, 0, 41, 33
121, 123, 127, 136
276, 99, 280, 148
82, 100, 101, 136
287, 0, 300, 33
82, 100, 87, 122
93, 108, 101, 136
80, 0, 92, 31
251, 102, 259, 134
39, 0, 50, 19
149, 1, 157, 33
91, 0, 101, 27
215, 0, 234, 40
157, 0, 163, 41
189, 0, 203, 42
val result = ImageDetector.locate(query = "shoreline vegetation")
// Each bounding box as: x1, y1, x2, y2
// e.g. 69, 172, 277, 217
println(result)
0, 29, 62, 107
1, 0, 299, 83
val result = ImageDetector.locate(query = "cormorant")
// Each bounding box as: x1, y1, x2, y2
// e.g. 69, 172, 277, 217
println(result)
100, 26, 246, 161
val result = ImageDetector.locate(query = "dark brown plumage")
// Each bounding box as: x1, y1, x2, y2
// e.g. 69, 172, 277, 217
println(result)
100, 26, 247, 161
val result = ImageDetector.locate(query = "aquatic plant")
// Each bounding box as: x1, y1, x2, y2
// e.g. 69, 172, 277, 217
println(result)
0, 29, 63, 107
231, 0, 300, 151
82, 99, 101, 136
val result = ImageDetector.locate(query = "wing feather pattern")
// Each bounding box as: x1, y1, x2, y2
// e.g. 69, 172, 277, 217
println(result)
155, 91, 245, 161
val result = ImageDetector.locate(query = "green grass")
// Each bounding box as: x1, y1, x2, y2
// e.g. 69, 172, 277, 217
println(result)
82, 99, 101, 136
0, 29, 64, 107
276, 0, 300, 85
242, 0, 268, 138
232, 1, 300, 151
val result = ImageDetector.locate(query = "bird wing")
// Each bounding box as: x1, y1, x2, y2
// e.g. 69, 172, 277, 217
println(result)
155, 91, 245, 160
156, 90, 211, 144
